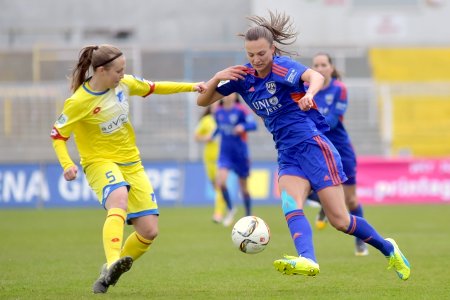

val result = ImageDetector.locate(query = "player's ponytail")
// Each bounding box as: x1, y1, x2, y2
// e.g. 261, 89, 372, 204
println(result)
70, 44, 122, 93
239, 11, 298, 56
70, 45, 97, 92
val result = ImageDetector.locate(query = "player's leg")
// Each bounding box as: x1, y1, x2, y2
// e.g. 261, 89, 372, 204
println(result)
206, 161, 226, 223
273, 174, 320, 276
319, 186, 410, 280
236, 157, 252, 217
85, 162, 132, 293
343, 182, 368, 256
121, 162, 159, 261
218, 166, 236, 226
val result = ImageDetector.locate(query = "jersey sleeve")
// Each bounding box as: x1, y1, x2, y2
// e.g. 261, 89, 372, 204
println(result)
271, 56, 308, 87
50, 97, 87, 140
216, 79, 241, 96
121, 74, 153, 97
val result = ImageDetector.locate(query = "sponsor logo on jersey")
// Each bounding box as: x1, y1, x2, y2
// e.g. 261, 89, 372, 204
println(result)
55, 114, 68, 126
265, 81, 276, 94
93, 107, 101, 114
286, 69, 298, 84
252, 96, 282, 115
100, 114, 128, 134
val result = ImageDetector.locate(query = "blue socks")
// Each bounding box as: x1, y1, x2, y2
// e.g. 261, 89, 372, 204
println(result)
345, 215, 394, 256
281, 190, 316, 262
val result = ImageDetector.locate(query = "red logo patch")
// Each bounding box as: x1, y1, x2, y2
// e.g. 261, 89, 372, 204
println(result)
93, 107, 101, 114
111, 238, 120, 243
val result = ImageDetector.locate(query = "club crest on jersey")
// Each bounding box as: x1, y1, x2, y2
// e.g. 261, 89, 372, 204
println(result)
117, 91, 125, 103
265, 81, 276, 94
325, 94, 334, 105
229, 113, 238, 124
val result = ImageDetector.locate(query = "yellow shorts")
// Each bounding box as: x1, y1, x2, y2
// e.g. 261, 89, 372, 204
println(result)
84, 161, 158, 223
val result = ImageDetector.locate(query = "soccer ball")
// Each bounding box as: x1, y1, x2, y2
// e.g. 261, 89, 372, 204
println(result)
231, 216, 270, 254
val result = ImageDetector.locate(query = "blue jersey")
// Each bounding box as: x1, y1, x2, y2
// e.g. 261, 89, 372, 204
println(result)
312, 78, 357, 181
216, 56, 329, 151
214, 103, 257, 177
312, 78, 351, 148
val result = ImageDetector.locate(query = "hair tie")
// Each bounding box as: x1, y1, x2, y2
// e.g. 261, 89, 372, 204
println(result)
93, 52, 123, 68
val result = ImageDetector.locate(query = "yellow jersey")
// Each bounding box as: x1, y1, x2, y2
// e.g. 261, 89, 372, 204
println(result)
195, 114, 219, 162
51, 75, 196, 168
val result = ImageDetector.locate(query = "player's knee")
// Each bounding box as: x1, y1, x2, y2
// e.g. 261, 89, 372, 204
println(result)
328, 215, 350, 232
140, 227, 158, 240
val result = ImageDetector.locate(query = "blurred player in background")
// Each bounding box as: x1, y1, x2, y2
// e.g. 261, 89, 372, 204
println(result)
197, 11, 410, 280
194, 102, 227, 223
214, 93, 257, 226
307, 52, 369, 256
50, 44, 206, 294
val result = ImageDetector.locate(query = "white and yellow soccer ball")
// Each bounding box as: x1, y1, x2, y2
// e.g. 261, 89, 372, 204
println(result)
231, 216, 270, 254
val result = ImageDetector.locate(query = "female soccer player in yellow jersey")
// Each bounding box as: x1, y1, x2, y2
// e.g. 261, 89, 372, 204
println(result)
50, 44, 207, 294
194, 102, 227, 223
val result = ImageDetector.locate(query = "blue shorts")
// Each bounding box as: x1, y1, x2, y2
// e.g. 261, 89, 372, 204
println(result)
278, 134, 347, 192
334, 141, 357, 185
218, 150, 250, 178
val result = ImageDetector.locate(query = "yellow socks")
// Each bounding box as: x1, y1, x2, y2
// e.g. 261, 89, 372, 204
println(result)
120, 231, 153, 261
103, 208, 127, 267
214, 187, 227, 217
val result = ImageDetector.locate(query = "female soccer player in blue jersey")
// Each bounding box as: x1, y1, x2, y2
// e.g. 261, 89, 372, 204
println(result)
197, 12, 410, 280
308, 53, 369, 256
50, 44, 206, 293
214, 93, 257, 226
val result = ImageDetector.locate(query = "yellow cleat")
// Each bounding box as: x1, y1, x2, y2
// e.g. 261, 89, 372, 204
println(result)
315, 208, 328, 230
386, 238, 410, 281
273, 255, 320, 276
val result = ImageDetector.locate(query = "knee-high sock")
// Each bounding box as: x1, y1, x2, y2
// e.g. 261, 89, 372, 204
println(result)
350, 204, 364, 218
221, 187, 233, 210
103, 208, 127, 267
281, 190, 316, 262
214, 187, 227, 216
120, 231, 153, 261
242, 192, 251, 216
345, 215, 394, 256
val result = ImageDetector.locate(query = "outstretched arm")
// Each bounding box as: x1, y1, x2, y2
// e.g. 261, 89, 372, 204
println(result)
152, 81, 207, 94
197, 65, 248, 107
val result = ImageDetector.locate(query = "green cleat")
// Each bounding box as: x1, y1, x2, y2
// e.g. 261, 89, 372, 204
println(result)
273, 255, 320, 276
386, 238, 410, 281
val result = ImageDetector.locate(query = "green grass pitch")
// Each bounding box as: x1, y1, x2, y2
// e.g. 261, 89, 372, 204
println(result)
1, 204, 449, 299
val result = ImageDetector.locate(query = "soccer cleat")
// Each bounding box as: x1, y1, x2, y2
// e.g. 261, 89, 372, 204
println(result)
92, 263, 108, 294
92, 256, 133, 294
212, 213, 223, 224
386, 238, 410, 281
273, 255, 320, 276
355, 239, 369, 256
105, 256, 133, 286
222, 207, 237, 227
315, 208, 328, 230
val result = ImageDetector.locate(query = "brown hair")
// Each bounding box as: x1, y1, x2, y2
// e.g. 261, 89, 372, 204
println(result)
70, 44, 123, 92
238, 11, 298, 56
314, 52, 342, 80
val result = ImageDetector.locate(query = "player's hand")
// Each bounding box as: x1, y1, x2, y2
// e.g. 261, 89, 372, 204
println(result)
298, 93, 315, 111
194, 82, 208, 94
233, 124, 245, 135
63, 165, 78, 181
215, 65, 248, 81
